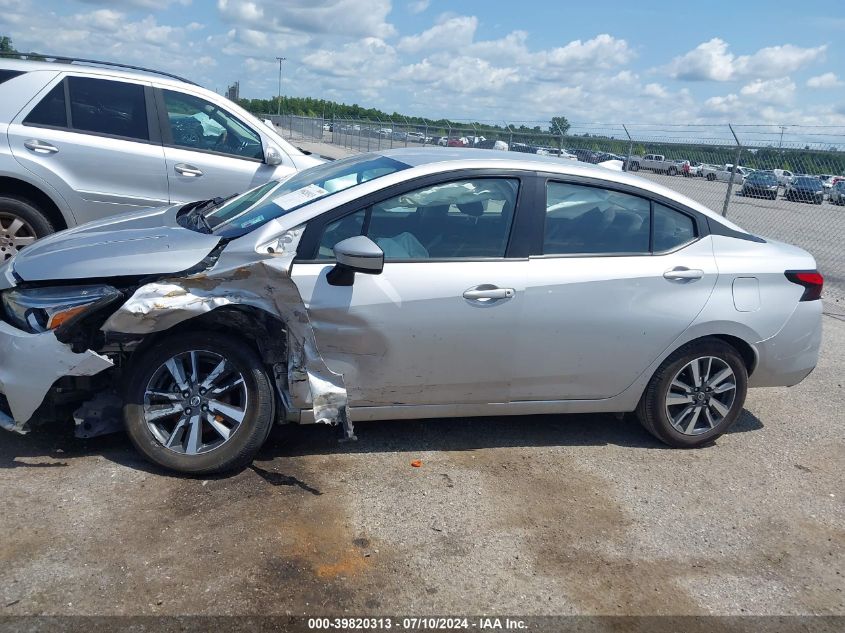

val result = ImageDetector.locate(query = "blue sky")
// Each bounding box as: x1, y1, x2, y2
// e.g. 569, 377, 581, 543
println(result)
1, 0, 844, 128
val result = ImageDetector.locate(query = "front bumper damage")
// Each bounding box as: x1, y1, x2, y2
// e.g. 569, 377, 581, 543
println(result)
0, 321, 114, 433
0, 225, 353, 439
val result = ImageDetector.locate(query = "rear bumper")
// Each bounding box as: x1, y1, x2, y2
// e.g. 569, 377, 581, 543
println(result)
749, 300, 822, 388
0, 321, 114, 433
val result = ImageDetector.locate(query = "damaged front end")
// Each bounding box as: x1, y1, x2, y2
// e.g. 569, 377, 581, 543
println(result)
0, 225, 353, 441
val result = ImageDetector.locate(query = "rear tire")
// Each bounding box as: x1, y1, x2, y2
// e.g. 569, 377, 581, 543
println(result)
0, 196, 54, 263
123, 331, 275, 475
668, 166, 677, 176
707, 173, 716, 181
628, 162, 640, 172
636, 339, 748, 448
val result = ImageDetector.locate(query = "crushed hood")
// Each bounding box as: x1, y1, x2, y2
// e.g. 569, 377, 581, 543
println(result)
10, 205, 221, 282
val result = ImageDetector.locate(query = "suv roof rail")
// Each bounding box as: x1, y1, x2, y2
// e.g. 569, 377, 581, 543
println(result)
0, 52, 199, 86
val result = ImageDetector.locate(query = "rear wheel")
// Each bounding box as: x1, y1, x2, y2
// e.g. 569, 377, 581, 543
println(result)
668, 166, 678, 176
706, 173, 716, 181
636, 339, 748, 448
0, 196, 54, 263
628, 162, 640, 172
124, 331, 275, 475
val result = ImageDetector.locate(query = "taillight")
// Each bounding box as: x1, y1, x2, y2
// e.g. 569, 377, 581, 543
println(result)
785, 270, 824, 301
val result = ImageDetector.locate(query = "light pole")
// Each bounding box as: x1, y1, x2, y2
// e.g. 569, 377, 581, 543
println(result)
276, 56, 286, 116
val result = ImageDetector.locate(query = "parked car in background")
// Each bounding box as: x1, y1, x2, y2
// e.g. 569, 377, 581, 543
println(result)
829, 180, 845, 205
626, 154, 681, 175
447, 137, 470, 147
772, 169, 795, 186
0, 56, 321, 262
785, 176, 824, 204
474, 139, 509, 151
569, 148, 596, 163
817, 175, 835, 190
406, 131, 431, 144
740, 171, 779, 199
702, 164, 750, 183
0, 148, 823, 474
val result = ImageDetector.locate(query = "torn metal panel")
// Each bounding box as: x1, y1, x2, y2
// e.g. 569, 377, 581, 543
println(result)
0, 321, 114, 432
100, 226, 352, 435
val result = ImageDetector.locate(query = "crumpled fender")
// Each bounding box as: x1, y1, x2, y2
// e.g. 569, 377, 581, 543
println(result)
99, 226, 351, 432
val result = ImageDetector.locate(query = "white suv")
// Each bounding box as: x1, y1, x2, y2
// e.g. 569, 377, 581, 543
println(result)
0, 56, 322, 262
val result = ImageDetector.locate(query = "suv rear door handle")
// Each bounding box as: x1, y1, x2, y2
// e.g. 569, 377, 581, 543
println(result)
174, 163, 203, 177
463, 286, 515, 301
24, 139, 58, 154
663, 267, 704, 281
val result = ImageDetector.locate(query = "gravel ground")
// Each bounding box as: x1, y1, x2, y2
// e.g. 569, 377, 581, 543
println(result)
1, 314, 842, 617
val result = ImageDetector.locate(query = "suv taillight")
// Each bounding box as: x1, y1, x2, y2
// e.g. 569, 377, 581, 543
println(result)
785, 270, 824, 301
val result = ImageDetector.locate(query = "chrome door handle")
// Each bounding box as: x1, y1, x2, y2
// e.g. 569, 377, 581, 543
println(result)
663, 267, 704, 281
174, 163, 203, 177
24, 139, 58, 154
463, 286, 515, 300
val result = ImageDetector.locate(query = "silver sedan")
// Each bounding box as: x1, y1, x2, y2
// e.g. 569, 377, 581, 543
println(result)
0, 149, 824, 474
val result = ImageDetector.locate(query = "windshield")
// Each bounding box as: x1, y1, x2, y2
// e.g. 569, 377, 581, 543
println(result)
794, 177, 823, 190
205, 153, 410, 238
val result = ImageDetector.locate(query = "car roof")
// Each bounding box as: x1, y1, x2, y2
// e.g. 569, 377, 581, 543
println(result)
0, 57, 199, 90
376, 147, 750, 233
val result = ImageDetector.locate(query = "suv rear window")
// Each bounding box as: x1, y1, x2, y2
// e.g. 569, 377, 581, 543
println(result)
68, 77, 149, 141
0, 69, 24, 84
24, 83, 67, 128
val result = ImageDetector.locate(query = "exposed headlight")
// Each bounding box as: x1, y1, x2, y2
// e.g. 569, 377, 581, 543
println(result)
1, 285, 119, 333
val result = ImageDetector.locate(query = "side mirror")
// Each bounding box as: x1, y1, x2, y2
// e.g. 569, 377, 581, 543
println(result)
264, 144, 284, 166
327, 236, 384, 286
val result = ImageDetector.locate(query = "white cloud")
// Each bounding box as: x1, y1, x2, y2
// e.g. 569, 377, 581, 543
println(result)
77, 0, 191, 8
667, 38, 827, 81
739, 77, 795, 104
303, 37, 397, 79
807, 72, 842, 88
217, 0, 396, 39
540, 34, 633, 71
408, 0, 429, 14
397, 15, 477, 53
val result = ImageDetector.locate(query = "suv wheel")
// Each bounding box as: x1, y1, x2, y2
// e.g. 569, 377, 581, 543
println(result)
0, 196, 54, 262
123, 331, 275, 475
636, 339, 748, 448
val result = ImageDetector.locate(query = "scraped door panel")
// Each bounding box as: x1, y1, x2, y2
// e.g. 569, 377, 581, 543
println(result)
291, 261, 525, 406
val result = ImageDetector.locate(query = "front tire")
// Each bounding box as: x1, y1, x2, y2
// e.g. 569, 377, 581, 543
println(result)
123, 331, 275, 475
0, 196, 54, 263
636, 339, 748, 448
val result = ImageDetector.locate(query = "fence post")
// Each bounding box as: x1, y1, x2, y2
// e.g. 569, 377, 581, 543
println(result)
721, 124, 742, 217
622, 124, 633, 172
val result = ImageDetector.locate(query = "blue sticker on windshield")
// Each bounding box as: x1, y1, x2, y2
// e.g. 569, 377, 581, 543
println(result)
240, 214, 265, 228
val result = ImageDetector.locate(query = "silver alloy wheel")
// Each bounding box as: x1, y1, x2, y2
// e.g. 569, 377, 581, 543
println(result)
0, 212, 37, 262
143, 350, 248, 455
665, 356, 737, 436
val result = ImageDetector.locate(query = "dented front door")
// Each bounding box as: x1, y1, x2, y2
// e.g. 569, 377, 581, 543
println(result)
290, 261, 525, 407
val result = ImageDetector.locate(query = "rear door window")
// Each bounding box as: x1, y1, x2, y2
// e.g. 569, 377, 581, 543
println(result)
0, 69, 24, 84
67, 76, 149, 141
23, 83, 67, 128
544, 182, 650, 255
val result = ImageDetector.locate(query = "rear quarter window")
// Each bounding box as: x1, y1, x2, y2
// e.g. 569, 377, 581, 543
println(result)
0, 69, 24, 84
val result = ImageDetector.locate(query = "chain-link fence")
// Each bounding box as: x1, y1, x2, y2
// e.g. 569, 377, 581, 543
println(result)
259, 114, 845, 313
